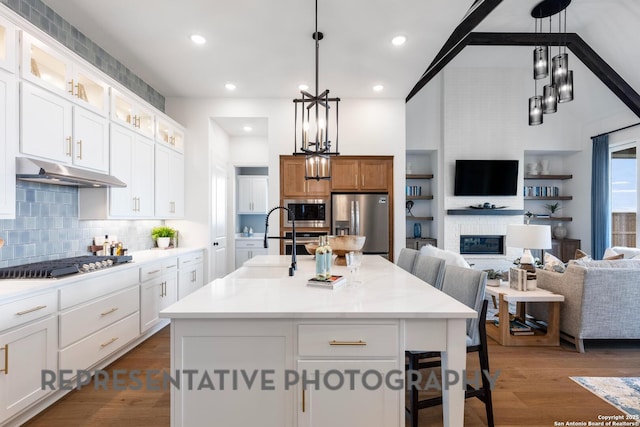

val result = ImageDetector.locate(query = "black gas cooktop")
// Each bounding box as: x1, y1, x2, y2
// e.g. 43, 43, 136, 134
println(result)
0, 255, 133, 279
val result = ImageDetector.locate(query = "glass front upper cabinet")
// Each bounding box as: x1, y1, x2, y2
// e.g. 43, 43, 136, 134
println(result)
110, 88, 155, 138
21, 32, 109, 116
0, 16, 16, 73
156, 116, 185, 153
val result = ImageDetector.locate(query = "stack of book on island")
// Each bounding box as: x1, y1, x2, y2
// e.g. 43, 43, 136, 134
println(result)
307, 275, 347, 289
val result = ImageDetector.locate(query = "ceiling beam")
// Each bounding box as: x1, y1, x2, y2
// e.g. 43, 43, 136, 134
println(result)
406, 31, 640, 119
406, 0, 503, 102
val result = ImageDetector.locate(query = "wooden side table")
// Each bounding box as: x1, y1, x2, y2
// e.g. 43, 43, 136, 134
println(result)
485, 283, 565, 346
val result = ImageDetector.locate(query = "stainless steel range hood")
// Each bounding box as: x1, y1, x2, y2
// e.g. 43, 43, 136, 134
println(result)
16, 157, 127, 188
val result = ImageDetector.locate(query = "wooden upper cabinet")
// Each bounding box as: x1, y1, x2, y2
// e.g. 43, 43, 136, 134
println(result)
280, 156, 330, 198
331, 157, 392, 192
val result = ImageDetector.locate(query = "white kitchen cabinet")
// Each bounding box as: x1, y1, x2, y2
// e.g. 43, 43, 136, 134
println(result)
235, 238, 268, 268
296, 360, 399, 427
110, 87, 154, 138
177, 251, 204, 299
155, 114, 185, 153
0, 297, 57, 424
20, 82, 109, 173
78, 123, 155, 219
237, 175, 268, 214
155, 144, 184, 218
21, 32, 109, 116
0, 69, 16, 219
140, 259, 178, 333
0, 16, 16, 73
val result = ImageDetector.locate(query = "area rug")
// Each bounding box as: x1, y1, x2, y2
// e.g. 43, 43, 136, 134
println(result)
570, 376, 640, 416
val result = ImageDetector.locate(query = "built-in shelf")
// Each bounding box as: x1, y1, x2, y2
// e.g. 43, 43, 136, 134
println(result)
407, 216, 434, 221
447, 209, 525, 216
406, 174, 434, 179
524, 174, 572, 180
407, 195, 434, 200
527, 216, 573, 222
524, 196, 573, 200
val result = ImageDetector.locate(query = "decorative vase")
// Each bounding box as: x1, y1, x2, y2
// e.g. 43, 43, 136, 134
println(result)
413, 223, 422, 238
157, 237, 171, 249
552, 222, 567, 240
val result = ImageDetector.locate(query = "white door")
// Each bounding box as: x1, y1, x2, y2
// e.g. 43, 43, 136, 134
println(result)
211, 162, 227, 279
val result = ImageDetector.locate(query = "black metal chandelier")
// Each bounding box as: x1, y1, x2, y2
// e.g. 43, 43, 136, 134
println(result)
292, 0, 340, 180
529, 0, 573, 126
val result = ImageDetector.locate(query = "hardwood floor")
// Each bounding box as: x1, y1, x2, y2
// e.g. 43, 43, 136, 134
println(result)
23, 326, 640, 427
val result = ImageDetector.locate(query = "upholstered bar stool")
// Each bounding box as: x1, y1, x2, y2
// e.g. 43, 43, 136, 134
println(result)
411, 254, 446, 290
397, 247, 419, 272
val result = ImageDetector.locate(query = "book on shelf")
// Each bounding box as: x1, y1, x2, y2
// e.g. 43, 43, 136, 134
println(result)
493, 319, 533, 333
307, 275, 347, 289
511, 330, 535, 336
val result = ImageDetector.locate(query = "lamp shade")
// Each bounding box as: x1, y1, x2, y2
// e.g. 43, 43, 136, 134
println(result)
507, 224, 552, 250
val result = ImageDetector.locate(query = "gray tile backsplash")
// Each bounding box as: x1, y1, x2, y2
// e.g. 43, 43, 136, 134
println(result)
0, 181, 163, 268
0, 0, 165, 111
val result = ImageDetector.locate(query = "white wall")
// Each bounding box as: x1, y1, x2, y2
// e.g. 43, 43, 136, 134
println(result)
166, 97, 406, 276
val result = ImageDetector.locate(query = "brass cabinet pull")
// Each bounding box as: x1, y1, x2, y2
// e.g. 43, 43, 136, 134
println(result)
16, 305, 47, 316
66, 136, 72, 156
1, 344, 8, 375
147, 270, 161, 275
191, 270, 196, 282
100, 307, 118, 316
68, 79, 75, 95
329, 340, 367, 346
165, 264, 177, 269
77, 140, 83, 159
100, 337, 118, 348
302, 389, 305, 412
132, 115, 138, 127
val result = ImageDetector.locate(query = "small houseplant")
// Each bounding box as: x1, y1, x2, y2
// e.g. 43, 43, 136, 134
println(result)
544, 202, 562, 217
152, 226, 176, 249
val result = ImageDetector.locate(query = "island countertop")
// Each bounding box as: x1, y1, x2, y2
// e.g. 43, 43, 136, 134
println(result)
160, 255, 476, 319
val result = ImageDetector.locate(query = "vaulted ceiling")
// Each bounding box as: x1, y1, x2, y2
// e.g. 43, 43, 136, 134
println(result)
41, 0, 640, 124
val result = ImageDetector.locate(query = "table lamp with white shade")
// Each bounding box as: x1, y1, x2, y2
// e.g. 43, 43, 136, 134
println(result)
506, 223, 552, 272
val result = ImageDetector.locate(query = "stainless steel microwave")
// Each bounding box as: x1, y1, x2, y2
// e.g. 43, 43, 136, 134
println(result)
283, 199, 330, 228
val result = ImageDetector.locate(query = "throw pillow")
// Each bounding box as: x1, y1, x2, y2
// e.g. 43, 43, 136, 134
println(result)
419, 245, 471, 268
603, 247, 620, 259
604, 253, 624, 260
574, 248, 592, 261
543, 252, 565, 272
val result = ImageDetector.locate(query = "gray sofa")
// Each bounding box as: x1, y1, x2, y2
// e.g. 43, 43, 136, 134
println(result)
532, 258, 640, 352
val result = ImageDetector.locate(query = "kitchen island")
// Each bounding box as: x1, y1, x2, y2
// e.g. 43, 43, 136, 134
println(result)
160, 255, 476, 427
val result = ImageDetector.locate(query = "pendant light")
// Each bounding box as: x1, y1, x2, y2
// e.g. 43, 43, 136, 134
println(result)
529, 79, 543, 126
542, 16, 557, 114
532, 18, 548, 80
292, 0, 340, 181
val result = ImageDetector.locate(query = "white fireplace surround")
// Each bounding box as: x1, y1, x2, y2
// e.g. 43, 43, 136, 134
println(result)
444, 214, 523, 271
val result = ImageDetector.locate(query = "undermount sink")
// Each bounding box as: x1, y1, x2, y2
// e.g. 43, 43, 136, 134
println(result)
232, 266, 293, 279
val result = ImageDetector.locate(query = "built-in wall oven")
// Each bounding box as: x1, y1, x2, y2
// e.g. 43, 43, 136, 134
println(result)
283, 199, 330, 228
284, 231, 328, 255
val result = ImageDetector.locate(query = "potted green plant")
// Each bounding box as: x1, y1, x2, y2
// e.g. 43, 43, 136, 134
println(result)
544, 202, 562, 217
152, 226, 176, 249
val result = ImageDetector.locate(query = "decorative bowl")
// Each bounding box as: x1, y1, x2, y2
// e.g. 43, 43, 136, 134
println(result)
327, 235, 366, 265
304, 242, 320, 256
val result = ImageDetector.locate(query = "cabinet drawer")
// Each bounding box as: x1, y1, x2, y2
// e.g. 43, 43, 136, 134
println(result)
59, 312, 140, 372
140, 262, 163, 282
0, 291, 57, 332
59, 267, 139, 310
235, 239, 263, 249
297, 324, 398, 357
59, 286, 139, 348
179, 251, 203, 267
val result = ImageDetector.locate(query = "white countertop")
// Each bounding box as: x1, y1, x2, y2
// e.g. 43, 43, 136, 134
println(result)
160, 255, 476, 319
0, 247, 204, 301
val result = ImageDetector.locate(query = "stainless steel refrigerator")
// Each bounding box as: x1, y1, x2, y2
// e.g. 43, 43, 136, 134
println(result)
331, 193, 390, 257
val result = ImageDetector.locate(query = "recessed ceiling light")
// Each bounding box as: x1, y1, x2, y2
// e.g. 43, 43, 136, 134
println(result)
243, 126, 253, 132
298, 84, 309, 91
190, 34, 206, 45
391, 35, 407, 46
373, 84, 384, 92
225, 83, 236, 91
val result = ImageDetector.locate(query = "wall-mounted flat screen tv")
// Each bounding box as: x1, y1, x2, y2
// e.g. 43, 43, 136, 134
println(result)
454, 160, 519, 196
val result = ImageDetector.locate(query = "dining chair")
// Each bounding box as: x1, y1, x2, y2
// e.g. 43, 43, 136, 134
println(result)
397, 247, 419, 273
411, 254, 446, 290
405, 266, 493, 427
